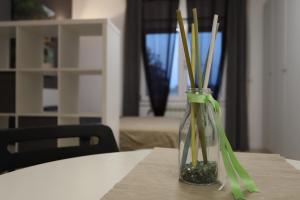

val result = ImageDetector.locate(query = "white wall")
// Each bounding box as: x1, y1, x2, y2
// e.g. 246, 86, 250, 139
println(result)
284, 0, 300, 159
247, 0, 267, 151
263, 0, 300, 159
72, 0, 126, 31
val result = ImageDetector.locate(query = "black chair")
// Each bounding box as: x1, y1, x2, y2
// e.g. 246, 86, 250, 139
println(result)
0, 124, 119, 172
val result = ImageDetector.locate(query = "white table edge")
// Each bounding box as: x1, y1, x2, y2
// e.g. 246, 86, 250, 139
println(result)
0, 149, 299, 200
286, 159, 300, 170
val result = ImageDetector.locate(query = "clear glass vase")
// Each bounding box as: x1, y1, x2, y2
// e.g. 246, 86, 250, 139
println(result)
179, 88, 220, 185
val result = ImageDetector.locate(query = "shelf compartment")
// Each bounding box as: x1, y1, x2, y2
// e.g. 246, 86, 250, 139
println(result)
60, 73, 103, 115
0, 113, 15, 116
61, 113, 102, 118
59, 23, 104, 69
17, 25, 58, 69
0, 27, 16, 69
59, 116, 102, 125
0, 69, 16, 72
19, 68, 57, 72
60, 68, 102, 75
17, 113, 58, 117
79, 117, 101, 125
43, 74, 58, 113
17, 71, 58, 114
59, 116, 79, 125
0, 72, 16, 113
18, 116, 57, 128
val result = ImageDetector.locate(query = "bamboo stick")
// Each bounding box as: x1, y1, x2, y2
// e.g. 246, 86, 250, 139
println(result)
190, 107, 197, 167
176, 10, 195, 88
190, 24, 197, 167
198, 20, 219, 164
191, 23, 196, 77
192, 8, 202, 88
192, 10, 208, 164
197, 106, 208, 164
203, 15, 219, 89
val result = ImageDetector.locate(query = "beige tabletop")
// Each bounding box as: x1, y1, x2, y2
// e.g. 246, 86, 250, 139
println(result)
102, 148, 300, 200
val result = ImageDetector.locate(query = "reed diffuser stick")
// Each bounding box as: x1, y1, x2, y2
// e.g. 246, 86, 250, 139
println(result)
203, 15, 219, 89
191, 23, 196, 76
198, 22, 219, 164
177, 10, 198, 167
191, 10, 208, 164
203, 22, 219, 88
190, 24, 197, 167
176, 10, 195, 88
192, 8, 202, 87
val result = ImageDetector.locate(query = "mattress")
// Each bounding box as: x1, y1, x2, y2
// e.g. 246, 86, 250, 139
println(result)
120, 117, 181, 151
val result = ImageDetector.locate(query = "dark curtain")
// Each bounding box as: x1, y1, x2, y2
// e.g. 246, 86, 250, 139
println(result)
142, 0, 179, 116
122, 0, 142, 116
225, 0, 248, 151
187, 0, 226, 98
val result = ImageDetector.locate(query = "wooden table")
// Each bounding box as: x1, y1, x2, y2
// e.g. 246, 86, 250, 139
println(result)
0, 149, 299, 200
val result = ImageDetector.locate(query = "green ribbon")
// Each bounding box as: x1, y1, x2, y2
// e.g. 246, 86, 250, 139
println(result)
187, 92, 259, 200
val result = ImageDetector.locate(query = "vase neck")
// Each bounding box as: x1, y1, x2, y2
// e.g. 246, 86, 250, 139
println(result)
186, 88, 212, 95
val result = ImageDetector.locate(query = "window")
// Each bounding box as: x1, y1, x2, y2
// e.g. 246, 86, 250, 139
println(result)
195, 32, 223, 90
145, 33, 179, 96
141, 32, 223, 113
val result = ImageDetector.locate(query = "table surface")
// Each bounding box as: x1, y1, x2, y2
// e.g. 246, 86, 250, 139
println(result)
0, 149, 299, 200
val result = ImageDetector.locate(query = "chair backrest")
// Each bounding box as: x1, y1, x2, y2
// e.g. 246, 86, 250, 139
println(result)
0, 124, 119, 172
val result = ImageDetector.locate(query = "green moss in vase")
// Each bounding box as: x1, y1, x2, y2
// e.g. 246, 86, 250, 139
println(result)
180, 161, 218, 185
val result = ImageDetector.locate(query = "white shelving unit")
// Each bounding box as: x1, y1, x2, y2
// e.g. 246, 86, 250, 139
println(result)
0, 19, 121, 143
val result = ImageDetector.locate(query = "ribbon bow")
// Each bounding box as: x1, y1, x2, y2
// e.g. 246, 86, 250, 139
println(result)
187, 92, 258, 200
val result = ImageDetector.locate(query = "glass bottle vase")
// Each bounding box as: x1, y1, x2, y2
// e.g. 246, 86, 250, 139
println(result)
179, 88, 220, 185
